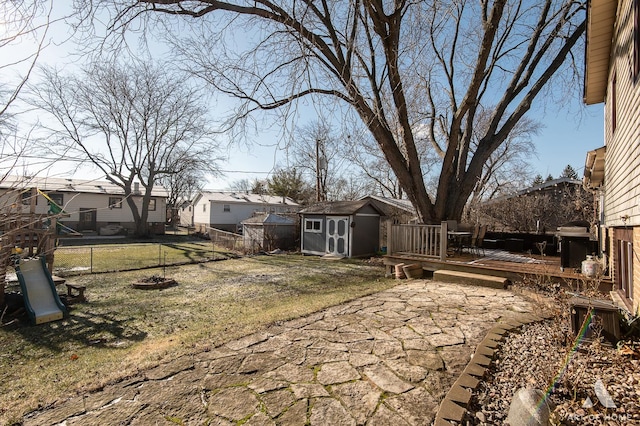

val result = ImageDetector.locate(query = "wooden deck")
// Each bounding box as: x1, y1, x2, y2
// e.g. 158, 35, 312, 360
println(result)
384, 249, 613, 291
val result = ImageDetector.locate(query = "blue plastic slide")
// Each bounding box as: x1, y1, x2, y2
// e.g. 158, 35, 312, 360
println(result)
15, 257, 67, 325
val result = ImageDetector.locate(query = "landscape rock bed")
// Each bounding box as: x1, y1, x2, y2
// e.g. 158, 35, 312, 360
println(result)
468, 318, 640, 425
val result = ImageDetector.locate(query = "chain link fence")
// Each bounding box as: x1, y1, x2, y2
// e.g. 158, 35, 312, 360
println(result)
53, 241, 232, 277
206, 227, 244, 252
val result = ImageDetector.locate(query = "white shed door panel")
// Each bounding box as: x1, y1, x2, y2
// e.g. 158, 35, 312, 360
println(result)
326, 216, 349, 257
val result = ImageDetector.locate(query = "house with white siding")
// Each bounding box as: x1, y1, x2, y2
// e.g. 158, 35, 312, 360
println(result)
0, 176, 168, 235
583, 0, 640, 317
189, 191, 299, 233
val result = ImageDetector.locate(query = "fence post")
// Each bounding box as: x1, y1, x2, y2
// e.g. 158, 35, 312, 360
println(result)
90, 247, 93, 273
440, 222, 448, 261
158, 244, 162, 267
387, 221, 393, 256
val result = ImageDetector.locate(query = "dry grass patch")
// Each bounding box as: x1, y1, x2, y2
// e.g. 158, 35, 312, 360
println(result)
0, 254, 394, 425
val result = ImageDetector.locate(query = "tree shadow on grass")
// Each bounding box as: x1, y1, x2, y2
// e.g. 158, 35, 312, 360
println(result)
163, 242, 237, 263
8, 309, 147, 353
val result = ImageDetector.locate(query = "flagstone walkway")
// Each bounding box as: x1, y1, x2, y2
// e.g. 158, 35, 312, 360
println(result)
24, 280, 543, 425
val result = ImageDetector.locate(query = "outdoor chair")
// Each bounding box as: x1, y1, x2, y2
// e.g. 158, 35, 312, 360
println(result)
472, 224, 487, 256
462, 224, 480, 254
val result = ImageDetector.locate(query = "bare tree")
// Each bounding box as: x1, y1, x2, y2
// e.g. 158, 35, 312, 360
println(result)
0, 1, 68, 180
331, 176, 372, 201
477, 180, 593, 233
251, 179, 268, 195
159, 164, 209, 227
289, 120, 352, 202
29, 61, 220, 236
350, 150, 404, 199
466, 112, 540, 214
82, 0, 586, 223
0, 1, 57, 118
228, 178, 268, 194
228, 179, 253, 193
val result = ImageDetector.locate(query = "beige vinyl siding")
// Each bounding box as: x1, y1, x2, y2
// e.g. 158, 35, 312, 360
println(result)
604, 0, 640, 227
0, 190, 165, 224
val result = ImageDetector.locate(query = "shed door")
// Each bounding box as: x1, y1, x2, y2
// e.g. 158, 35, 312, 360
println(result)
326, 216, 349, 257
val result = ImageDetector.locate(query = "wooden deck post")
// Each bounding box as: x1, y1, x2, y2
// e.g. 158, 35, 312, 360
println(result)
440, 221, 448, 261
387, 221, 393, 256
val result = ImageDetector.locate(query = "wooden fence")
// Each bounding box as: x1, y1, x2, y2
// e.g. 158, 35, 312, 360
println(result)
388, 223, 447, 260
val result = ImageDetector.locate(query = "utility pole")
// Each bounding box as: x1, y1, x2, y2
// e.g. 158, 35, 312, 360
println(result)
316, 138, 321, 202
316, 138, 327, 202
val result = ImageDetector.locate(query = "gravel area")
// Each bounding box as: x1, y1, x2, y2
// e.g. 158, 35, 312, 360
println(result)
468, 303, 640, 425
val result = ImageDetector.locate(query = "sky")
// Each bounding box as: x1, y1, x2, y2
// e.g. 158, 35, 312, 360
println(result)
2, 3, 606, 192
528, 104, 604, 179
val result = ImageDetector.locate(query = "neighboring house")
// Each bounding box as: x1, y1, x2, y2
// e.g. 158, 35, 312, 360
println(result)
0, 176, 167, 235
241, 213, 297, 253
190, 191, 300, 233
178, 200, 195, 227
299, 200, 385, 258
583, 0, 639, 317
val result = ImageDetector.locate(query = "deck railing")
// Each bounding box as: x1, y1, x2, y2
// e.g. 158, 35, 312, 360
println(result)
388, 222, 448, 260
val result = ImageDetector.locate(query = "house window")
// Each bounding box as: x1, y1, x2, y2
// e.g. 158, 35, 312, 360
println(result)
304, 218, 322, 233
108, 197, 122, 209
223, 204, 230, 212
21, 191, 36, 205
48, 193, 63, 207
203, 204, 206, 212
148, 199, 156, 211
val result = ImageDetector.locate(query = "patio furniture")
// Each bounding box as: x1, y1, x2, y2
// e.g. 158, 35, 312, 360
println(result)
461, 224, 480, 254
472, 225, 487, 256
505, 238, 524, 252
448, 230, 472, 255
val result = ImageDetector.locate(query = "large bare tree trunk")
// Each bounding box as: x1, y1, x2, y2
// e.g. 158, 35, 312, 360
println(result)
85, 0, 586, 223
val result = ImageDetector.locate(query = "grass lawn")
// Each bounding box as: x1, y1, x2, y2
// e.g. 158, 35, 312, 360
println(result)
54, 240, 233, 275
0, 254, 394, 425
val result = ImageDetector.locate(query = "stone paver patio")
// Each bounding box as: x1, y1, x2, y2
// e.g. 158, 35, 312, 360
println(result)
23, 280, 542, 425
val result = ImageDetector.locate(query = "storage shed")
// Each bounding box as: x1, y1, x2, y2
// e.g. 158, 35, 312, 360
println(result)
241, 213, 297, 253
299, 200, 384, 258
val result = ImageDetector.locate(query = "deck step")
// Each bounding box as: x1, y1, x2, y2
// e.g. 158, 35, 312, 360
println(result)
433, 270, 509, 289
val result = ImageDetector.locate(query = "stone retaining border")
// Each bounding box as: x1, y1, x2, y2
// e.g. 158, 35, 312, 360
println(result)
433, 312, 556, 425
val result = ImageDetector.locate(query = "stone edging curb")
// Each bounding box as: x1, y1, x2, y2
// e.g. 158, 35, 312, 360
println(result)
433, 312, 556, 425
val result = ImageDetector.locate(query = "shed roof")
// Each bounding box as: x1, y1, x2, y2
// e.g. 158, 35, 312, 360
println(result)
242, 213, 295, 225
359, 195, 416, 214
0, 175, 168, 197
299, 200, 384, 215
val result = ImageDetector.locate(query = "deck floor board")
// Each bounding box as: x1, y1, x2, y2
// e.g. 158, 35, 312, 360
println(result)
385, 248, 611, 289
